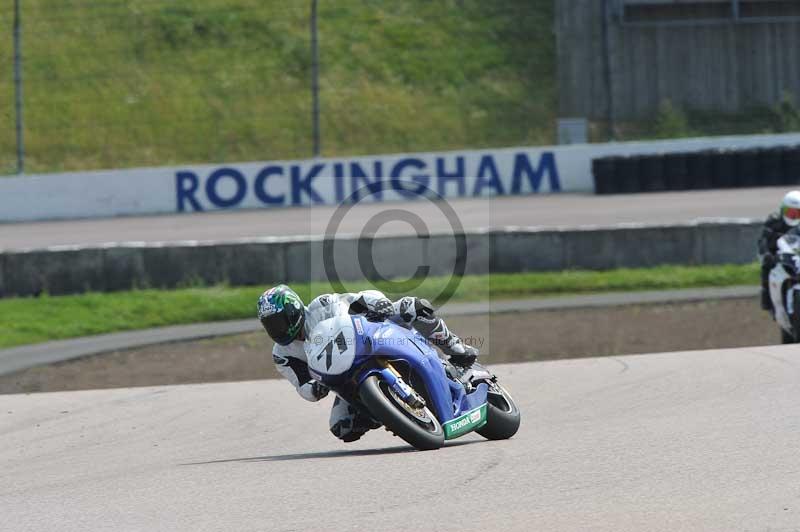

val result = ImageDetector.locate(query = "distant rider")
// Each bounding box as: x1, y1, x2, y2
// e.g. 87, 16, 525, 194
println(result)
257, 285, 479, 442
759, 191, 800, 311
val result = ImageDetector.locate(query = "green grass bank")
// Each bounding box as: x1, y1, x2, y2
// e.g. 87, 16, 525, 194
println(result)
0, 0, 555, 174
2, 1, 796, 175
0, 263, 759, 349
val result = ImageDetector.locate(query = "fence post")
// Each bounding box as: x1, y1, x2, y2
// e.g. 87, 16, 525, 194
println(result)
602, 0, 616, 140
310, 0, 321, 157
13, 0, 25, 174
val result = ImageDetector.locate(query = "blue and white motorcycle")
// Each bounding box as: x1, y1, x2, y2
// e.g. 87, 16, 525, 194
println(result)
305, 315, 521, 450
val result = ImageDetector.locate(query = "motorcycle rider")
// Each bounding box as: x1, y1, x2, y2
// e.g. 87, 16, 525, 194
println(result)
257, 285, 479, 442
759, 191, 800, 311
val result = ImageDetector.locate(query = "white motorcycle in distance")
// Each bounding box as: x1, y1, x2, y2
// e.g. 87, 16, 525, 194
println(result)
768, 229, 800, 344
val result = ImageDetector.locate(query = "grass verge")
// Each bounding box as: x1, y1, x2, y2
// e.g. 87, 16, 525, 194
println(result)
0, 0, 554, 174
0, 263, 759, 349
1, 2, 795, 175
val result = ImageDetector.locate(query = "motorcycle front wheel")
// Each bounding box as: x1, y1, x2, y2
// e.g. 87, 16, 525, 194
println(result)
358, 375, 445, 451
476, 382, 521, 441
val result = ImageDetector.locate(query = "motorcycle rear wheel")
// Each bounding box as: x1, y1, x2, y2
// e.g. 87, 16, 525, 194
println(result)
476, 382, 521, 441
358, 375, 445, 451
787, 297, 800, 344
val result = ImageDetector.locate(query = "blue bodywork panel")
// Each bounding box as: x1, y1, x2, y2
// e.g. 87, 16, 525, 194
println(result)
315, 317, 487, 424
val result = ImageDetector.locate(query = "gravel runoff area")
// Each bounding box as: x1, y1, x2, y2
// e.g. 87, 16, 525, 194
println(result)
0, 296, 775, 394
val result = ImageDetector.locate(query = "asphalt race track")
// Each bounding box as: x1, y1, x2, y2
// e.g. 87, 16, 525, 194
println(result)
3, 345, 799, 532
0, 187, 785, 250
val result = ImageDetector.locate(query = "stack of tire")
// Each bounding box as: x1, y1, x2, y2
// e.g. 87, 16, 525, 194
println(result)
593, 145, 800, 194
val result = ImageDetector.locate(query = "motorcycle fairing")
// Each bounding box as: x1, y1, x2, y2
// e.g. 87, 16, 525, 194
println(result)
350, 318, 488, 424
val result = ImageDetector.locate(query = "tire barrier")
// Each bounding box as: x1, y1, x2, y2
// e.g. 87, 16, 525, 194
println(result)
759, 147, 784, 187
664, 153, 689, 191
592, 144, 800, 194
640, 155, 666, 192
592, 157, 618, 195
711, 149, 737, 189
735, 149, 759, 188
617, 155, 641, 193
784, 145, 800, 185
687, 150, 713, 190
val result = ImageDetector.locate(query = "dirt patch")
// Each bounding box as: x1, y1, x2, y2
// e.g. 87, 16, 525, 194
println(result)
0, 297, 779, 395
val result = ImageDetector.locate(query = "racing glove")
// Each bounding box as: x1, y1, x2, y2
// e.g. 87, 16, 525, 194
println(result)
350, 295, 395, 322
364, 298, 395, 322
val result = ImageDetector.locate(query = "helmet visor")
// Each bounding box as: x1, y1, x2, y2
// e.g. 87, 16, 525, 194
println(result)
785, 207, 800, 222
261, 312, 298, 346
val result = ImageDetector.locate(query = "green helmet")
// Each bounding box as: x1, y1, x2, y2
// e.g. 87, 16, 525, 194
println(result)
257, 285, 305, 345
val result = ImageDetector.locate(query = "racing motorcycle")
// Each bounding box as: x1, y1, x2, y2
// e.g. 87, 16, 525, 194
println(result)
768, 229, 800, 344
305, 315, 521, 450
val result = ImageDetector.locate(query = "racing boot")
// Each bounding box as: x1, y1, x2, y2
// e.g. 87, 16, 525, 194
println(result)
340, 413, 383, 443
441, 337, 479, 369
330, 397, 381, 443
407, 298, 479, 368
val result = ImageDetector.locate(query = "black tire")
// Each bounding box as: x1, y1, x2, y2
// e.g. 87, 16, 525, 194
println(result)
617, 156, 641, 193
592, 157, 616, 195
664, 153, 689, 191
358, 375, 444, 451
476, 382, 521, 441
789, 296, 800, 345
758, 148, 783, 187
687, 150, 713, 190
735, 149, 759, 188
711, 150, 736, 189
640, 155, 666, 192
781, 145, 800, 185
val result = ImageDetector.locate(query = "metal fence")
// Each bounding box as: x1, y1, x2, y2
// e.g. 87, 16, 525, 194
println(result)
557, 0, 800, 124
0, 0, 550, 176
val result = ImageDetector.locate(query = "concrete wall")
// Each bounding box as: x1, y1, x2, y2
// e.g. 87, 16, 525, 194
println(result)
5, 135, 800, 223
557, 0, 800, 120
0, 221, 761, 299
0, 147, 567, 222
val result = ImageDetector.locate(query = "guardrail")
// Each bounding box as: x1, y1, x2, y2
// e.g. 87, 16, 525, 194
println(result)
0, 220, 760, 299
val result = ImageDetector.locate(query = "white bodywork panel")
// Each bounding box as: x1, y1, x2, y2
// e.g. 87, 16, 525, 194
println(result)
305, 316, 357, 376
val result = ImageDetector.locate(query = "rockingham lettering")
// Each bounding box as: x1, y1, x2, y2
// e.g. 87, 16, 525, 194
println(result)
175, 151, 562, 212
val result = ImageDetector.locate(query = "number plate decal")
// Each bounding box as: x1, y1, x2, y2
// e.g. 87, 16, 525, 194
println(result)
306, 316, 357, 376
